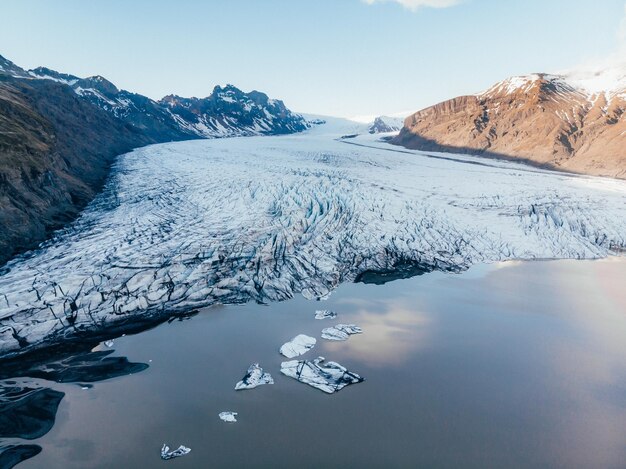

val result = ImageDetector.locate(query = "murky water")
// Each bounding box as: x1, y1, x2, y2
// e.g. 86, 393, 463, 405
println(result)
2, 258, 626, 468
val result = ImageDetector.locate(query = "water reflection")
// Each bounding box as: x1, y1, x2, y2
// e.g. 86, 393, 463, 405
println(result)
0, 444, 42, 469
0, 385, 65, 439
327, 297, 431, 366
0, 347, 149, 467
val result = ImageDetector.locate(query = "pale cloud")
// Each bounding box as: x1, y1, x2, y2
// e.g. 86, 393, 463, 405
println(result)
362, 0, 461, 11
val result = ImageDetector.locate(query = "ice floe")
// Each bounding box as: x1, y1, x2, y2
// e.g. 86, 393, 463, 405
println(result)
218, 411, 237, 423
279, 334, 316, 358
280, 356, 364, 394
321, 324, 363, 341
160, 444, 191, 460
315, 310, 337, 320
235, 363, 274, 390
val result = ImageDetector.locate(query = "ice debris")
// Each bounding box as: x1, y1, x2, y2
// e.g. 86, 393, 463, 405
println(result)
315, 310, 337, 320
235, 363, 274, 390
321, 324, 363, 341
218, 411, 238, 423
280, 356, 364, 394
279, 334, 316, 358
160, 444, 191, 460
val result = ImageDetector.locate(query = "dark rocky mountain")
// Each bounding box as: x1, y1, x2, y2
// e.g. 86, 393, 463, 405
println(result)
0, 54, 308, 265
161, 85, 307, 137
393, 66, 626, 178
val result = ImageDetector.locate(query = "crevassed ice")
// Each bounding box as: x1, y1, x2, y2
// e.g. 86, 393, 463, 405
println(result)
0, 132, 625, 357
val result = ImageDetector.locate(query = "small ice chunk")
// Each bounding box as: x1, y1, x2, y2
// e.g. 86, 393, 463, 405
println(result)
235, 363, 274, 390
281, 356, 364, 394
315, 310, 337, 320
279, 334, 316, 358
103, 340, 114, 347
160, 444, 191, 460
321, 324, 362, 341
219, 411, 238, 423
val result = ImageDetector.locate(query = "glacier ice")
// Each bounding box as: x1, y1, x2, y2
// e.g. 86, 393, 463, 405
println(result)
1, 128, 626, 358
315, 310, 337, 320
234, 363, 274, 390
321, 324, 363, 341
279, 334, 316, 358
218, 411, 238, 423
160, 444, 191, 460
280, 356, 364, 394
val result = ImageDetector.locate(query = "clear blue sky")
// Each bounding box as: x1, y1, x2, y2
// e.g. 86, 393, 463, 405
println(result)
1, 0, 625, 117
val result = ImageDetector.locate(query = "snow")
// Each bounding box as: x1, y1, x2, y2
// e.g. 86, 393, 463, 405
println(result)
279, 334, 316, 358
280, 357, 364, 394
0, 127, 625, 357
27, 70, 79, 85
480, 61, 626, 102
562, 60, 626, 99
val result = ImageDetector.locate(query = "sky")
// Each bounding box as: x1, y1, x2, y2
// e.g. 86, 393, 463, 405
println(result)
1, 0, 625, 118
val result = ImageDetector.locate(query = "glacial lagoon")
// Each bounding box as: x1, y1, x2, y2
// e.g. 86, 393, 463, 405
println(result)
2, 257, 625, 468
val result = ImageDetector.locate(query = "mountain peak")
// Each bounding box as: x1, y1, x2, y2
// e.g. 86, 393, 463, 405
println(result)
0, 54, 28, 77
76, 75, 119, 95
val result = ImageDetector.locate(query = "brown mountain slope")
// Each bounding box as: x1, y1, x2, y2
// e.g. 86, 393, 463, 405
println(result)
393, 72, 626, 178
0, 75, 152, 266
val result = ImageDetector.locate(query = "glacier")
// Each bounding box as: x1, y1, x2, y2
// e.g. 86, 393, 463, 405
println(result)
0, 122, 625, 358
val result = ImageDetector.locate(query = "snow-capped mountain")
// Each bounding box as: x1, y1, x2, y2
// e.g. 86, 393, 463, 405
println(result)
160, 85, 306, 137
3, 54, 308, 141
368, 116, 403, 134
394, 62, 626, 178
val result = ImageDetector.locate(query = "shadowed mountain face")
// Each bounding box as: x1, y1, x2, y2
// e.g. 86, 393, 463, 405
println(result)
393, 68, 626, 178
0, 54, 308, 266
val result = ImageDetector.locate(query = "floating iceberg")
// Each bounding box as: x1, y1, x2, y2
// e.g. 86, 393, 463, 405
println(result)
160, 444, 191, 460
218, 411, 237, 423
279, 334, 316, 358
235, 363, 274, 390
315, 310, 337, 320
321, 324, 363, 341
280, 356, 364, 394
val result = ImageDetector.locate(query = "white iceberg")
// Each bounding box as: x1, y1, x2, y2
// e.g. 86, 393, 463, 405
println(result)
321, 324, 363, 341
280, 356, 364, 394
315, 310, 337, 320
279, 334, 316, 358
160, 444, 191, 460
234, 363, 274, 390
218, 411, 238, 423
